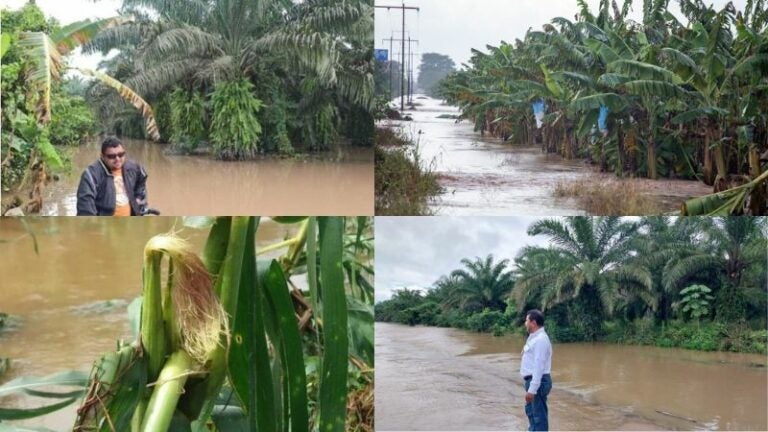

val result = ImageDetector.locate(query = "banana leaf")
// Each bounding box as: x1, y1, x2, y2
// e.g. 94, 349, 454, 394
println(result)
75, 68, 160, 141
17, 32, 63, 123
682, 171, 768, 215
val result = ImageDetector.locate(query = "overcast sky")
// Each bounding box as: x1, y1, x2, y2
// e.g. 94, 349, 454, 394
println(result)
374, 0, 748, 75
375, 216, 555, 303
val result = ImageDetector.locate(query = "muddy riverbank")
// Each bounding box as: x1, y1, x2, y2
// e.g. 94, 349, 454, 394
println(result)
379, 96, 712, 215
375, 322, 768, 431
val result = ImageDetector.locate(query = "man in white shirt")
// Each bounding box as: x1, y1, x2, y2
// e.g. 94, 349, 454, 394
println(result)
520, 309, 552, 431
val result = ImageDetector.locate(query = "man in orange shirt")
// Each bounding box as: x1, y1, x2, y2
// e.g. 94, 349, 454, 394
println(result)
76, 137, 148, 216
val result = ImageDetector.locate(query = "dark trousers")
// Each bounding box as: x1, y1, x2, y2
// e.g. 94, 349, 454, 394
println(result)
524, 374, 552, 431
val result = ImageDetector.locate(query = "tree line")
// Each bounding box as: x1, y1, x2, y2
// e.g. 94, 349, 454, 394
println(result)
437, 0, 768, 215
375, 217, 767, 353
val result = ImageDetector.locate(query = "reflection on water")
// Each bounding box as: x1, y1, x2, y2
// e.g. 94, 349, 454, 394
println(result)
381, 96, 711, 215
0, 217, 299, 429
42, 139, 373, 216
376, 322, 768, 431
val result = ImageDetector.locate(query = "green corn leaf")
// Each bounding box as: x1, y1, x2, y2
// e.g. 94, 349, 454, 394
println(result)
0, 371, 88, 397
262, 260, 309, 432
347, 296, 374, 366
202, 217, 232, 284
228, 218, 276, 432
318, 217, 348, 432
188, 217, 251, 425
0, 398, 78, 421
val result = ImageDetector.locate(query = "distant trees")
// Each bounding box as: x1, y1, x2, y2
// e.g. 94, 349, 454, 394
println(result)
375, 59, 404, 99
417, 53, 455, 97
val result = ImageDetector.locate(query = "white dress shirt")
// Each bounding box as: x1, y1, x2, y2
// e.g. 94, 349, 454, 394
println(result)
519, 327, 552, 394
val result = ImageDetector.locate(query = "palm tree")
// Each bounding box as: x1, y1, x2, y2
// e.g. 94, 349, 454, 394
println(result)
513, 217, 653, 339
444, 254, 515, 313
662, 217, 768, 321
629, 217, 708, 321
84, 0, 373, 156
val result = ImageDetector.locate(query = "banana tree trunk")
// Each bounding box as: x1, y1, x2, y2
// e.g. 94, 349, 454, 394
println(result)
713, 124, 727, 180
749, 144, 765, 215
703, 128, 714, 186
615, 123, 624, 177
646, 103, 658, 180
647, 135, 658, 180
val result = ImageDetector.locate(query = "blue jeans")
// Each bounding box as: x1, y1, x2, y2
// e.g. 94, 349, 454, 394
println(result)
524, 374, 552, 431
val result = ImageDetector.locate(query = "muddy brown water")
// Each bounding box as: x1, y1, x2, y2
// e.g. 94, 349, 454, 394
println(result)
381, 96, 711, 215
0, 217, 300, 429
41, 139, 374, 216
376, 322, 768, 431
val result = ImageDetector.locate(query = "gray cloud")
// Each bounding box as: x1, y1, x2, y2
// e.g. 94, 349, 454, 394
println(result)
375, 0, 747, 74
375, 216, 551, 302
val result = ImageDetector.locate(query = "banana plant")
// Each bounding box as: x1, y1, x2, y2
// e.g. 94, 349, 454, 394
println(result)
17, 16, 160, 140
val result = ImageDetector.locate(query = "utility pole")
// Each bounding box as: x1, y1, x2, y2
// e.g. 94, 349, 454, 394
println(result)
375, 3, 419, 112
388, 35, 393, 97
392, 49, 420, 104
385, 37, 419, 103
407, 36, 413, 104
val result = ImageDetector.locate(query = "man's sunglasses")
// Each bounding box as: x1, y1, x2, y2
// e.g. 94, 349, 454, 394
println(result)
103, 152, 126, 160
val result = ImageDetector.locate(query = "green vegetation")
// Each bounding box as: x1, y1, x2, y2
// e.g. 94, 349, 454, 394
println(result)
168, 88, 206, 153
83, 0, 374, 158
209, 79, 263, 160
374, 59, 404, 99
0, 217, 374, 431
438, 0, 768, 215
374, 127, 442, 215
1, 0, 375, 211
0, 5, 94, 209
375, 217, 768, 354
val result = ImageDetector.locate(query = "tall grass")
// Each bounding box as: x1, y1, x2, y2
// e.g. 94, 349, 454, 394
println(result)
375, 127, 442, 215
554, 179, 661, 215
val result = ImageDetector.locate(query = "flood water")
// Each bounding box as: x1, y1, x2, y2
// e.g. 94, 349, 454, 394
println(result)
41, 139, 373, 216
376, 322, 768, 431
0, 217, 300, 429
381, 96, 711, 215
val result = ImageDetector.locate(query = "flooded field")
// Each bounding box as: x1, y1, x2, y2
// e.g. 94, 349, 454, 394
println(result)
380, 96, 711, 215
41, 139, 374, 216
376, 322, 768, 431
